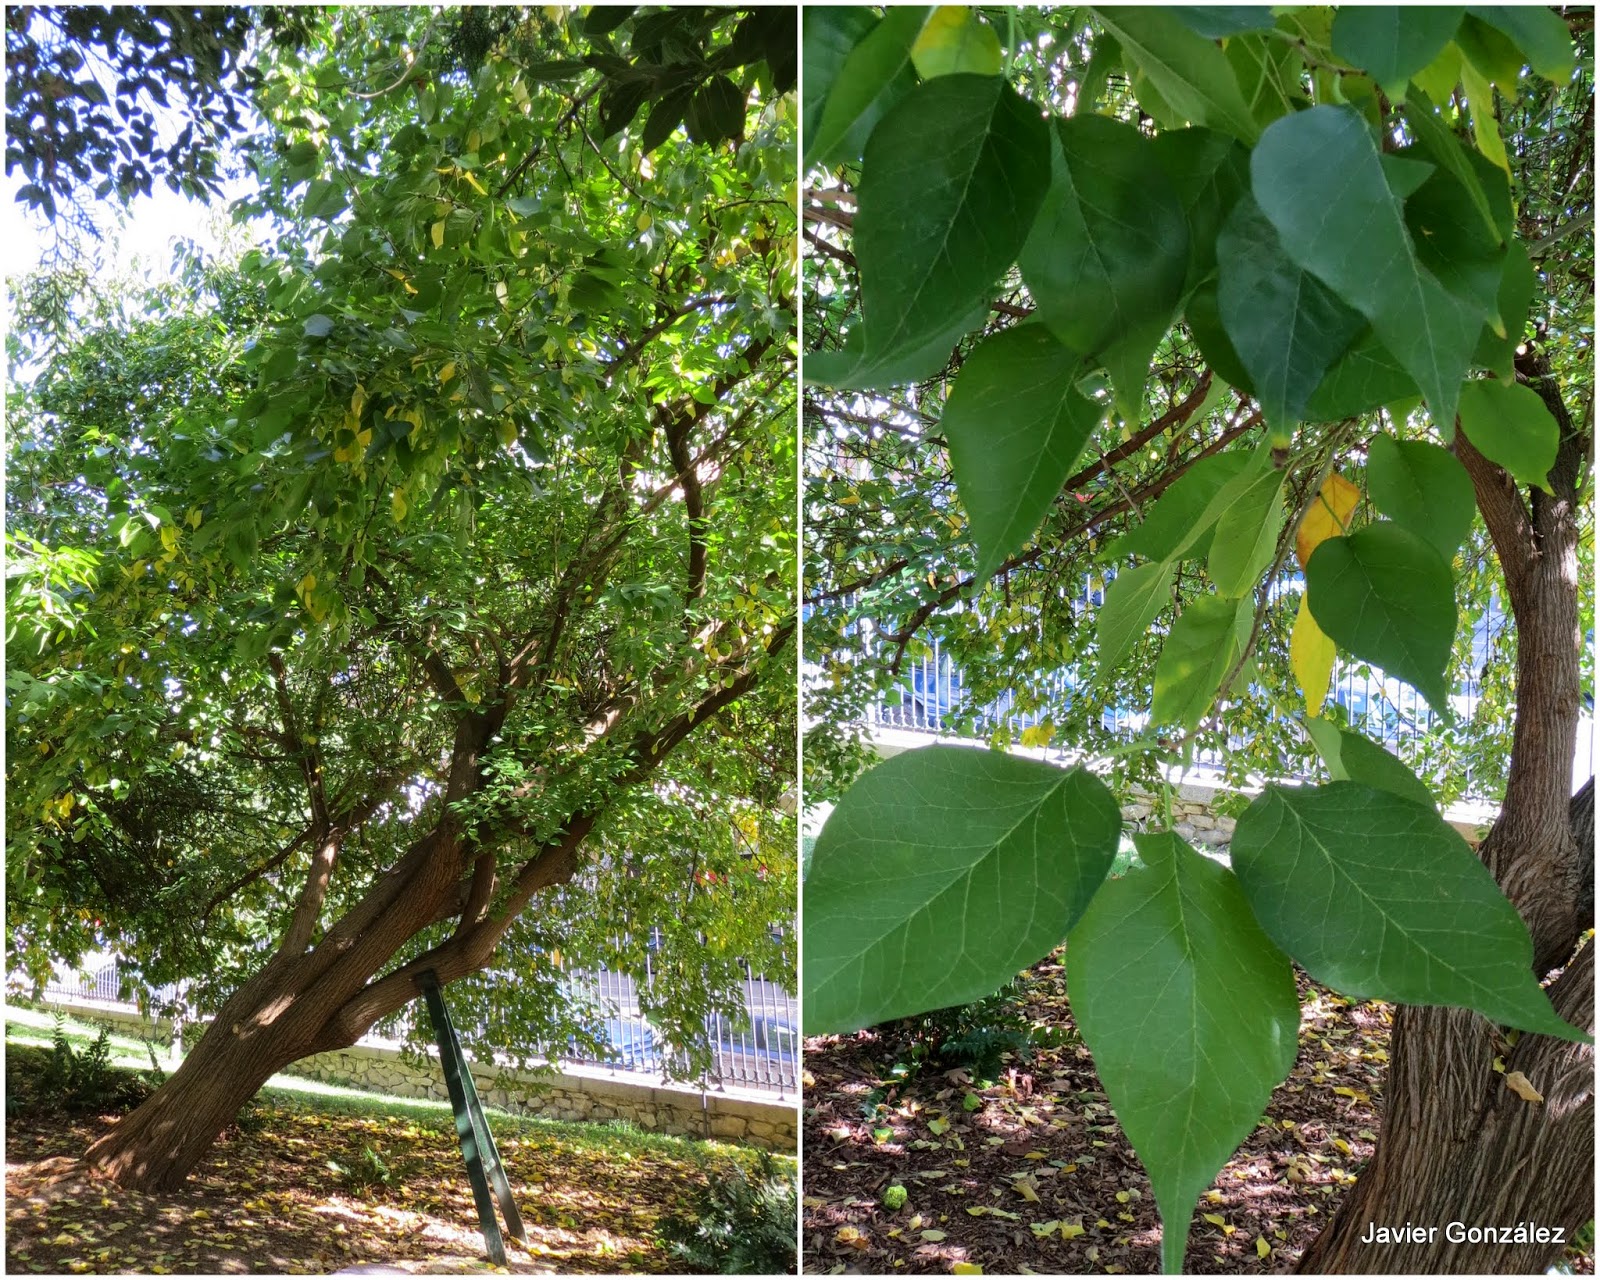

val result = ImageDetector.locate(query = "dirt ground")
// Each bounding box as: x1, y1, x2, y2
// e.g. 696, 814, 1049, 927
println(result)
802, 953, 1588, 1275
5, 1061, 761, 1275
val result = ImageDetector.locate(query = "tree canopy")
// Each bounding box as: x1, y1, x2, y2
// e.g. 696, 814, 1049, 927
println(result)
7, 4, 798, 1089
801, 6, 1592, 1271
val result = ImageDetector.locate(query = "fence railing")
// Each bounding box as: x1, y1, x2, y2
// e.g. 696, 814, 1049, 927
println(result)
836, 571, 1514, 801
23, 953, 798, 1098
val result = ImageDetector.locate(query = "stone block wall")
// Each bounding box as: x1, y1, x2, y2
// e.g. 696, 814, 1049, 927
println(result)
283, 1042, 798, 1152
27, 997, 796, 1153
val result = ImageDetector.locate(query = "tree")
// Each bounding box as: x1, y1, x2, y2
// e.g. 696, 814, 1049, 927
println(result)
6, 5, 797, 1193
802, 6, 1592, 1273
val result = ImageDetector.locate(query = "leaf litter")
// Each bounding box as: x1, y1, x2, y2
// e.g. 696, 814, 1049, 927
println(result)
803, 955, 1401, 1275
6, 1050, 773, 1276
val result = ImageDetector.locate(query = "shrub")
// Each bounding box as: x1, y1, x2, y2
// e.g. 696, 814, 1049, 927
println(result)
657, 1150, 797, 1274
326, 1141, 413, 1197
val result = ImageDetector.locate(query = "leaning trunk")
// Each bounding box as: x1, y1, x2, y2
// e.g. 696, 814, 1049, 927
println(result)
1301, 357, 1593, 1273
82, 1004, 306, 1192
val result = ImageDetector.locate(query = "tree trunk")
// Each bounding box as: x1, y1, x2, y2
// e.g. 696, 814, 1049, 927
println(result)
82, 1010, 304, 1192
1300, 354, 1594, 1273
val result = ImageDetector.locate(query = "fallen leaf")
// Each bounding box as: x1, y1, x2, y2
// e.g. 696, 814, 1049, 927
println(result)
1505, 1071, 1544, 1104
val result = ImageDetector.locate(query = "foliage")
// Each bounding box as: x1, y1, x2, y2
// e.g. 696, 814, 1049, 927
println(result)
803, 6, 1592, 1271
19, 1017, 154, 1115
6, 2, 796, 1127
4, 5, 313, 225
656, 1150, 799, 1275
326, 1140, 416, 1198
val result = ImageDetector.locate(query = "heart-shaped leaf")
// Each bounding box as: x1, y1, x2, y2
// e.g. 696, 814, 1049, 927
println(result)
1305, 521, 1456, 710
941, 325, 1105, 584
1069, 833, 1300, 1274
1231, 783, 1589, 1042
804, 746, 1122, 1034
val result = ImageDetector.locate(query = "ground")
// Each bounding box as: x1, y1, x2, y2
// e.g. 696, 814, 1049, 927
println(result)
801, 952, 1593, 1276
5, 1035, 785, 1275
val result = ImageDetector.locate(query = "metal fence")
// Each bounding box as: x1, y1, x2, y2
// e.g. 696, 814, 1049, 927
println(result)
843, 570, 1510, 798
24, 950, 798, 1098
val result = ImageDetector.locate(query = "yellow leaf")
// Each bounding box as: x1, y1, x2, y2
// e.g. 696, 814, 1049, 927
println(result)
920, 1230, 947, 1242
462, 169, 487, 196
1202, 1213, 1226, 1228
350, 383, 366, 418
392, 490, 408, 522
1014, 1176, 1040, 1203
439, 360, 457, 384
1290, 594, 1337, 717
1059, 1220, 1085, 1241
1203, 1189, 1224, 1203
1294, 472, 1361, 570
1504, 1070, 1544, 1104
185, 507, 202, 529
636, 211, 653, 232
431, 219, 446, 249
928, 1117, 950, 1135
953, 1265, 984, 1276
1257, 1236, 1271, 1259
1019, 723, 1054, 749
1114, 1190, 1130, 1204
297, 572, 316, 599
497, 420, 518, 448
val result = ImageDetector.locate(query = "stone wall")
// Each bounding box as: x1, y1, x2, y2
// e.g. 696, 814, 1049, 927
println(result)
1120, 781, 1239, 851
283, 1041, 797, 1152
29, 997, 796, 1153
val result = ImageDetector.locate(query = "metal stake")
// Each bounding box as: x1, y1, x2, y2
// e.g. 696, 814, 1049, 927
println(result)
418, 970, 527, 1264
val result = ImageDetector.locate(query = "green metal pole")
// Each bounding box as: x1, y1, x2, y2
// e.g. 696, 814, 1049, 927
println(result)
418, 971, 525, 1262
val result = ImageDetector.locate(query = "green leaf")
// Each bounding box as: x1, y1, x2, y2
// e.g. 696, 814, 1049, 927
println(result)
1105, 450, 1249, 563
941, 325, 1105, 584
685, 75, 746, 145
1017, 114, 1188, 361
803, 746, 1122, 1034
1167, 7, 1279, 39
302, 314, 334, 339
803, 304, 987, 391
1068, 832, 1300, 1275
856, 75, 1050, 366
1185, 282, 1255, 395
1331, 7, 1464, 93
1225, 31, 1307, 132
1149, 128, 1250, 290
1093, 8, 1260, 143
1216, 195, 1366, 429
801, 6, 880, 166
806, 6, 930, 169
1366, 434, 1476, 560
1206, 465, 1285, 597
1303, 328, 1419, 421
1305, 522, 1456, 711
1336, 730, 1435, 807
1097, 560, 1175, 680
1252, 105, 1481, 426
1152, 593, 1252, 730
1466, 5, 1575, 82
1456, 379, 1560, 493
1453, 14, 1525, 92
1474, 241, 1535, 380
1231, 783, 1589, 1042
1403, 87, 1504, 245
640, 83, 696, 154
1404, 161, 1508, 324
910, 7, 1002, 79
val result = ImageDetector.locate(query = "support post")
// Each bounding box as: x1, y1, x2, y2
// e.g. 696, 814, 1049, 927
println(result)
418, 970, 527, 1264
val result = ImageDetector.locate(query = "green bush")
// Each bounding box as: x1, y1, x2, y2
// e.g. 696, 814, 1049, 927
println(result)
38, 1015, 150, 1113
657, 1151, 797, 1274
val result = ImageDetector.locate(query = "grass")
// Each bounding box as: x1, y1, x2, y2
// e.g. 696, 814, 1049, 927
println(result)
6, 1005, 789, 1166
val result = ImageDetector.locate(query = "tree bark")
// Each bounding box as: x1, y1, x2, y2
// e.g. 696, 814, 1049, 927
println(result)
1300, 353, 1594, 1273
